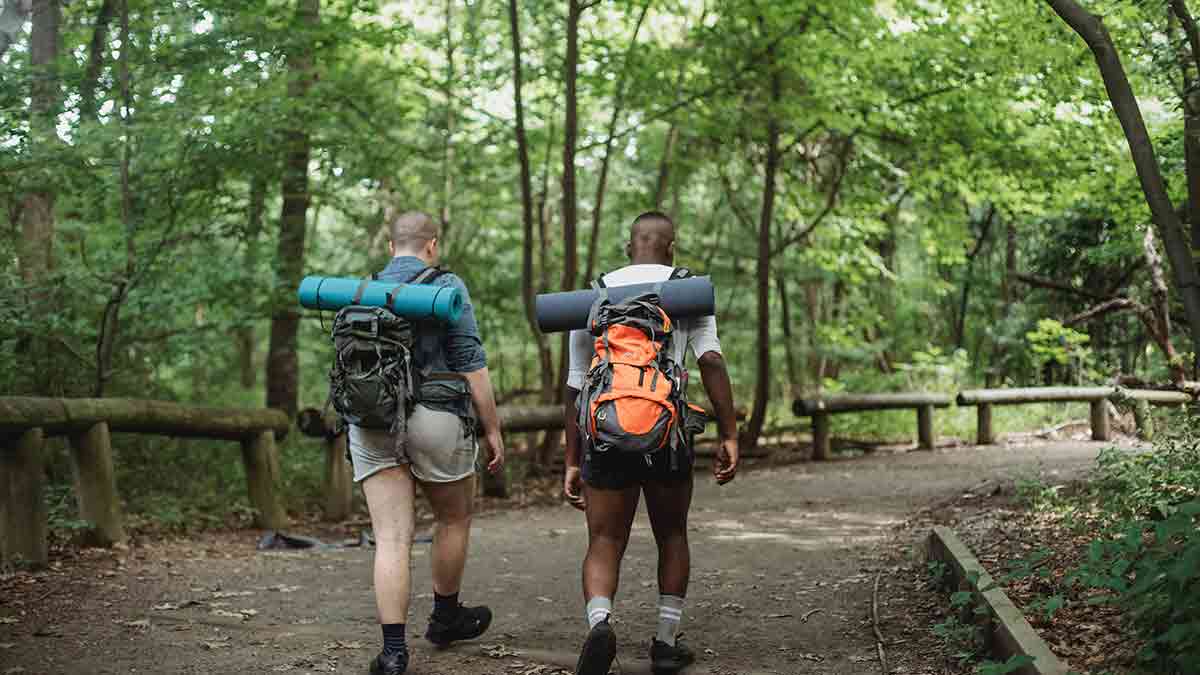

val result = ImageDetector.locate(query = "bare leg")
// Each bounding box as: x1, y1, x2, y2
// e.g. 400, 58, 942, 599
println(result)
361, 466, 417, 623
643, 475, 693, 597
582, 484, 641, 601
419, 475, 475, 596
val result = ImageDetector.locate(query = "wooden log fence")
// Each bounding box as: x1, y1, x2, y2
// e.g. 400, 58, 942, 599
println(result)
957, 387, 1192, 445
791, 387, 1194, 460
0, 397, 290, 567
793, 393, 954, 460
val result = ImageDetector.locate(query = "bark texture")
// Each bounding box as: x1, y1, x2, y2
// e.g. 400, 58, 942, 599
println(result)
267, 0, 319, 417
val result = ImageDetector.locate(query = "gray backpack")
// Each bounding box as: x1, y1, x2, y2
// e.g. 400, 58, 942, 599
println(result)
327, 267, 445, 452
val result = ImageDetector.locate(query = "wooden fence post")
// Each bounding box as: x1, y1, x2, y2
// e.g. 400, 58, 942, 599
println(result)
917, 405, 935, 450
1089, 400, 1111, 442
1132, 400, 1154, 441
1, 428, 48, 567
811, 413, 831, 461
68, 422, 126, 547
976, 403, 994, 445
240, 430, 287, 529
324, 433, 352, 521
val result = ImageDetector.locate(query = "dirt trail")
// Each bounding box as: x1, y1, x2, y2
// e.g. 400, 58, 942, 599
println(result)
0, 440, 1125, 674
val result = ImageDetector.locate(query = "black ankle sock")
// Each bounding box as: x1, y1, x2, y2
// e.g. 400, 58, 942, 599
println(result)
433, 591, 460, 621
381, 623, 407, 655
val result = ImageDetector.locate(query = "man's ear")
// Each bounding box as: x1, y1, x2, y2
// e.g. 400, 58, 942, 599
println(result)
624, 240, 632, 259
667, 240, 675, 259
388, 240, 395, 257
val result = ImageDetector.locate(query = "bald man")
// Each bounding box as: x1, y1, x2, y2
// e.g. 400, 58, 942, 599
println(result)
564, 211, 739, 674
350, 211, 505, 675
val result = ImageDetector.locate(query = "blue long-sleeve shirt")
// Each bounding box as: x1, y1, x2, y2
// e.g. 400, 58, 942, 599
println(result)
376, 256, 487, 374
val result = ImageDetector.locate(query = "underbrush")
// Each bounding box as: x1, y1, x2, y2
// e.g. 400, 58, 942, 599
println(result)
998, 407, 1200, 674
45, 434, 333, 542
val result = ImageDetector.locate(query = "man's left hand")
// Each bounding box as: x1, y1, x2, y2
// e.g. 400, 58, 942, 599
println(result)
484, 430, 505, 474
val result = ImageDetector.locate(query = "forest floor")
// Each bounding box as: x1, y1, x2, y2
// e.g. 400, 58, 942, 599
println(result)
0, 431, 1138, 675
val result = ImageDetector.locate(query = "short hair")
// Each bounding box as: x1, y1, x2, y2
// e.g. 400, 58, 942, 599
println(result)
632, 210, 674, 230
629, 210, 675, 256
388, 210, 439, 252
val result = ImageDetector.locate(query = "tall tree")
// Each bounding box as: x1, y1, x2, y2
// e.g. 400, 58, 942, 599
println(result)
1046, 0, 1200, 371
19, 0, 62, 396
740, 36, 781, 450
266, 0, 320, 417
557, 0, 590, 402
508, 0, 552, 403
581, 0, 650, 286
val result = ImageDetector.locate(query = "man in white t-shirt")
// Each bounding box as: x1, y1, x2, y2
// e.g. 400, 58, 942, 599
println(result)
563, 211, 739, 675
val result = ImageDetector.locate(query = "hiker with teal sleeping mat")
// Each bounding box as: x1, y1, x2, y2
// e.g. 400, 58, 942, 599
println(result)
563, 211, 740, 675
330, 210, 505, 675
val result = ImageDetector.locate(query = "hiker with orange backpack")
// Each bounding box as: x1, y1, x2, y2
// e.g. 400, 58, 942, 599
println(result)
563, 211, 740, 675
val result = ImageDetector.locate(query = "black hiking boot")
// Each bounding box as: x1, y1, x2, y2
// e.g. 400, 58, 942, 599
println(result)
575, 618, 617, 675
424, 603, 493, 646
368, 648, 408, 675
650, 637, 695, 673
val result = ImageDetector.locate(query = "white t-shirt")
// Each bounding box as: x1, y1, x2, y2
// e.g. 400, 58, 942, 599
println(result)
566, 264, 722, 391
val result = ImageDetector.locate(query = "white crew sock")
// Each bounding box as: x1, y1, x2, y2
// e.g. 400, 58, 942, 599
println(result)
586, 596, 612, 629
656, 594, 685, 646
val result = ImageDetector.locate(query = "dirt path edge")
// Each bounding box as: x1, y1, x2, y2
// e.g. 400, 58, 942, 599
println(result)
927, 526, 1070, 675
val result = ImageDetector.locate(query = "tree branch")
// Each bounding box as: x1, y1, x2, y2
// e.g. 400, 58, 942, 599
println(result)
1171, 0, 1200, 80
1014, 272, 1110, 301
1064, 297, 1142, 325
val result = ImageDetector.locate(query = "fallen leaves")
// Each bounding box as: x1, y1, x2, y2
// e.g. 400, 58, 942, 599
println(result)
482, 643, 524, 658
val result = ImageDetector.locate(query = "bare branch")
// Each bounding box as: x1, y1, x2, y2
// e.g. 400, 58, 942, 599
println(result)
1014, 272, 1110, 301
1064, 297, 1142, 325
1171, 0, 1200, 81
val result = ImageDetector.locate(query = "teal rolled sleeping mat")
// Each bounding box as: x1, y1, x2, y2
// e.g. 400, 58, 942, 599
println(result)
297, 275, 464, 323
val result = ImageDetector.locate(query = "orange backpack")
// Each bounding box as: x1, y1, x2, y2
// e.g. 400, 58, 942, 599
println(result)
577, 271, 696, 467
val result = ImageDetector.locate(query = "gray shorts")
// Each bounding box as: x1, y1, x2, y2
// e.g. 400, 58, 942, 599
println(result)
348, 404, 477, 484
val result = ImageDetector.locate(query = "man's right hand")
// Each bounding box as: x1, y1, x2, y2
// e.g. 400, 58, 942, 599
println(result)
563, 465, 586, 510
714, 437, 739, 485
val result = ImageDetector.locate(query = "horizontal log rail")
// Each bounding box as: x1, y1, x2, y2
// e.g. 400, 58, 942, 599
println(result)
1, 397, 290, 568
793, 386, 1195, 460
793, 393, 953, 416
0, 397, 290, 440
956, 386, 1192, 445
792, 392, 953, 460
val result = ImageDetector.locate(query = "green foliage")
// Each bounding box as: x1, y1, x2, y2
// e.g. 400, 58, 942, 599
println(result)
975, 655, 1035, 675
1026, 319, 1092, 370
1001, 410, 1200, 673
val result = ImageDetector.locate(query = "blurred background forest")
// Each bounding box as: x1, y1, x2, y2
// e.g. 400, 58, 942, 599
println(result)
4, 0, 1199, 527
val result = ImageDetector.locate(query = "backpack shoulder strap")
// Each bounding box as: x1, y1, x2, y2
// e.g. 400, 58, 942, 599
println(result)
670, 267, 692, 280
410, 266, 448, 285
592, 273, 607, 290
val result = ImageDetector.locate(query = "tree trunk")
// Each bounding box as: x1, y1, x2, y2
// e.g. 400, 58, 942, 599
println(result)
740, 48, 782, 450
776, 269, 798, 397
95, 0, 134, 398
441, 0, 456, 243
1143, 227, 1187, 383
654, 124, 679, 210
510, 0, 556, 462
19, 0, 62, 397
267, 0, 319, 417
557, 0, 584, 406
238, 177, 267, 389
1047, 0, 1200, 369
79, 0, 116, 121
582, 1, 650, 286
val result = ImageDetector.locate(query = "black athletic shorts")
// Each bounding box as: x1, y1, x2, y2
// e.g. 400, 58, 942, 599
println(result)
581, 445, 694, 490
